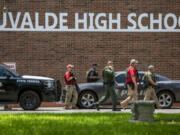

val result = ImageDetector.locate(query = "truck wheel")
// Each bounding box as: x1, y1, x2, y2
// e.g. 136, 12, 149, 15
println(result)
158, 91, 174, 109
19, 91, 41, 110
78, 91, 97, 109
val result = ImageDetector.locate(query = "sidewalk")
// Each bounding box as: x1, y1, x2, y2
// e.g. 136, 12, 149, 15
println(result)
0, 107, 180, 114
8, 102, 180, 108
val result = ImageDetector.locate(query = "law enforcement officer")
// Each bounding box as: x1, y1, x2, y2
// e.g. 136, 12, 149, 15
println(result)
64, 64, 78, 109
120, 59, 139, 109
143, 65, 161, 109
86, 63, 99, 83
94, 61, 120, 111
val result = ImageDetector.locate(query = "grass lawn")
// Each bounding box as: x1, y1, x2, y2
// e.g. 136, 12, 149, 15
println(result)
0, 113, 180, 135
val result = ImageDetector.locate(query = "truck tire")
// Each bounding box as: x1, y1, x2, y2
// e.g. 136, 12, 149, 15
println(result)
19, 91, 41, 110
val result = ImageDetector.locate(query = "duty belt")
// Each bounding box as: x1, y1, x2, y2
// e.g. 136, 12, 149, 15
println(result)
126, 82, 135, 90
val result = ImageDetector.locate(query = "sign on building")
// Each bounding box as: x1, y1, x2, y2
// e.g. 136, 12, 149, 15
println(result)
4, 62, 16, 71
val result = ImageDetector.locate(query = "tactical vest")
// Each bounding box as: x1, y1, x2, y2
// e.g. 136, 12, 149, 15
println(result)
102, 67, 114, 85
143, 71, 156, 88
125, 68, 139, 79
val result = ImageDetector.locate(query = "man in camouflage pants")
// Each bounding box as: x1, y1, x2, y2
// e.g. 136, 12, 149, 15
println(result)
94, 61, 120, 111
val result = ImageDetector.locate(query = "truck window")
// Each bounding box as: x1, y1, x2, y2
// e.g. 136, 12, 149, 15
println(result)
0, 67, 5, 77
0, 67, 12, 77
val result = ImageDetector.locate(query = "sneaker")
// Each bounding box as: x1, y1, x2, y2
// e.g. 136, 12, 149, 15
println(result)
94, 103, 100, 111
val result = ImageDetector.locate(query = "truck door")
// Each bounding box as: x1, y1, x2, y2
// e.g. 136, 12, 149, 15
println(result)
0, 67, 17, 102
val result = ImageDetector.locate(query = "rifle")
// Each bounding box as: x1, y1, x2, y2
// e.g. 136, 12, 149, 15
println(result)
71, 73, 80, 94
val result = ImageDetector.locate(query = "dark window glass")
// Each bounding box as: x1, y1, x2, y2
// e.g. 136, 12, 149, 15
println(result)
138, 73, 144, 82
0, 68, 6, 77
115, 74, 126, 83
0, 67, 12, 77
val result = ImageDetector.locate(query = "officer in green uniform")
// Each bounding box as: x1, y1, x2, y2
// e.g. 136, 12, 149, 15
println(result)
143, 65, 161, 109
94, 61, 120, 111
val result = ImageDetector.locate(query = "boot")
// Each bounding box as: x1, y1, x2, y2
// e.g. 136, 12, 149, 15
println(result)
71, 106, 79, 109
94, 103, 100, 111
64, 105, 71, 110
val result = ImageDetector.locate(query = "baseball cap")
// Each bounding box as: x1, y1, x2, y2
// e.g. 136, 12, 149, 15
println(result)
107, 61, 113, 64
130, 59, 138, 65
148, 65, 155, 70
67, 64, 74, 69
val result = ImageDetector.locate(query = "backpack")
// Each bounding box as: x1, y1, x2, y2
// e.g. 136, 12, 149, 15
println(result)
86, 69, 92, 79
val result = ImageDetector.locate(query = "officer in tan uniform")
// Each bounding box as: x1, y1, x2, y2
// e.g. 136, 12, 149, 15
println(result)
143, 65, 161, 109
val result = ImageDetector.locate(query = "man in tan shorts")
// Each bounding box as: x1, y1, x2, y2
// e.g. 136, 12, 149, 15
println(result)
120, 59, 139, 109
143, 65, 161, 109
64, 64, 78, 109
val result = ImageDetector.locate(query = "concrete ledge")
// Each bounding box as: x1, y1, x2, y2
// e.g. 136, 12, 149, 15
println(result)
129, 100, 155, 122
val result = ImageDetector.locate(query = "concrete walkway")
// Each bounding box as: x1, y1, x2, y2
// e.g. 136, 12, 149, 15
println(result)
0, 107, 180, 114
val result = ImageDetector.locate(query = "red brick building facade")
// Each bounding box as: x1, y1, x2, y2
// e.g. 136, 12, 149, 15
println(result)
0, 0, 180, 85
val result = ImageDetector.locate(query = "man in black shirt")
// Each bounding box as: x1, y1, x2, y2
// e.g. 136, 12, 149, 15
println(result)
86, 63, 99, 83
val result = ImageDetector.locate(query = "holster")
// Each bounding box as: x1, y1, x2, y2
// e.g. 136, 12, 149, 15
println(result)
127, 82, 135, 90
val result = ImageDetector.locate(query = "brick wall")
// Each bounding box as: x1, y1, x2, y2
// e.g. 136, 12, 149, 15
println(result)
0, 0, 180, 86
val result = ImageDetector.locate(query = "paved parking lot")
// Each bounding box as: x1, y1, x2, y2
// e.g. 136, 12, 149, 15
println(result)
0, 107, 180, 114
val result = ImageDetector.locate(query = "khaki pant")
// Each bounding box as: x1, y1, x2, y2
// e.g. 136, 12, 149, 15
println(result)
121, 84, 138, 107
65, 85, 78, 108
144, 86, 160, 108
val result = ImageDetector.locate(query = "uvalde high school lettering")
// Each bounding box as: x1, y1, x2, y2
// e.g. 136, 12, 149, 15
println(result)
0, 12, 180, 32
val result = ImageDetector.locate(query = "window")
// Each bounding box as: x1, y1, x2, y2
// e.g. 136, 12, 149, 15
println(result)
138, 73, 144, 82
115, 73, 126, 83
156, 75, 169, 81
0, 67, 12, 77
0, 68, 6, 77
